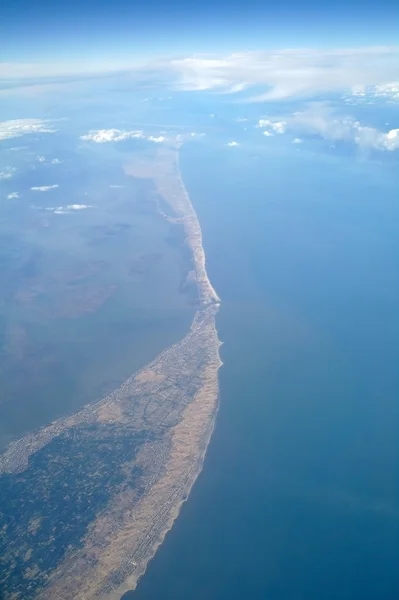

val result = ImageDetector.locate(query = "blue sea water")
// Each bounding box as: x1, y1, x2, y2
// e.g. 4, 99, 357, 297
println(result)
129, 138, 399, 600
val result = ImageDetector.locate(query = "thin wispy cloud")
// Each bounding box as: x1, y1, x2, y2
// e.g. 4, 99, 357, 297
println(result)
0, 166, 16, 179
31, 184, 59, 191
7, 192, 19, 199
227, 141, 239, 146
45, 204, 92, 214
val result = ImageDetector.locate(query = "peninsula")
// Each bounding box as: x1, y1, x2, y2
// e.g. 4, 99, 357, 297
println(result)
0, 144, 222, 599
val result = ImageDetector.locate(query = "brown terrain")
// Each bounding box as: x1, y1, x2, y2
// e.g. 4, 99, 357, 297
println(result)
0, 142, 222, 599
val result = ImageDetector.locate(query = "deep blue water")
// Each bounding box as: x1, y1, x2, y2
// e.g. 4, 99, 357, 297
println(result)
129, 139, 399, 600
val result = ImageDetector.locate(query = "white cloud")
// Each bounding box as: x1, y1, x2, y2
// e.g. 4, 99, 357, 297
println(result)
81, 129, 166, 144
81, 129, 145, 143
147, 135, 166, 143
37, 155, 45, 162
227, 141, 239, 146
259, 104, 399, 151
51, 158, 63, 164
263, 130, 274, 137
66, 204, 92, 210
0, 167, 16, 179
7, 192, 19, 199
109, 184, 125, 188
293, 138, 303, 144
171, 47, 399, 101
0, 118, 57, 141
31, 184, 59, 191
258, 119, 286, 134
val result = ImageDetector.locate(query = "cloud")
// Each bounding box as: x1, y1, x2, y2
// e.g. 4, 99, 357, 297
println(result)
35, 156, 63, 165
293, 138, 303, 144
81, 129, 145, 143
31, 184, 59, 191
45, 203, 92, 214
81, 129, 166, 144
147, 135, 166, 143
7, 192, 19, 199
0, 166, 16, 179
374, 81, 399, 101
0, 118, 57, 141
345, 81, 399, 103
171, 47, 399, 101
66, 204, 92, 210
227, 141, 239, 147
258, 119, 286, 134
1, 46, 398, 103
258, 104, 399, 151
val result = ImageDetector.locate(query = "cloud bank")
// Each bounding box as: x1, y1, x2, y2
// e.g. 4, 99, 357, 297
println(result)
171, 47, 399, 101
1, 46, 397, 103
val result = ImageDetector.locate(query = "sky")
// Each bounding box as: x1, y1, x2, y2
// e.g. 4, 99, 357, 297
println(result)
1, 0, 398, 155
1, 0, 398, 65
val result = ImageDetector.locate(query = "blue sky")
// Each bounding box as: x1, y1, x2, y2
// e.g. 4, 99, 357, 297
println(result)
1, 0, 398, 63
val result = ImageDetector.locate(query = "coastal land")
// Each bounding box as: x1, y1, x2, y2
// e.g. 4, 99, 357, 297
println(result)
0, 144, 222, 599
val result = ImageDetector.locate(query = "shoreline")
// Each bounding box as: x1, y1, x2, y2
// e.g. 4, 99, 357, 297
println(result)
112, 144, 223, 595
0, 143, 223, 600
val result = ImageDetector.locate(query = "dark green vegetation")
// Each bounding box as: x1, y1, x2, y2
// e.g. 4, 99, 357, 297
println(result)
0, 424, 149, 599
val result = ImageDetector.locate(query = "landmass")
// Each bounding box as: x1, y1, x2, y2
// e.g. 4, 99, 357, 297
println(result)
0, 143, 222, 599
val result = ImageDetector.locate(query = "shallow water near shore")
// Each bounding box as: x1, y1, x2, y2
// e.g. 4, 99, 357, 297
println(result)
126, 140, 399, 600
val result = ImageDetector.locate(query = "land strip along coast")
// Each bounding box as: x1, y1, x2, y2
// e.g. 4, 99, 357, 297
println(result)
0, 144, 222, 599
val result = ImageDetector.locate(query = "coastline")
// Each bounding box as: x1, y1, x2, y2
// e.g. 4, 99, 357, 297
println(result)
0, 143, 223, 600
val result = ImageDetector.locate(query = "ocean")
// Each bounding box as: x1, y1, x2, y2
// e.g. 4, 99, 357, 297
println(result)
127, 139, 399, 600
